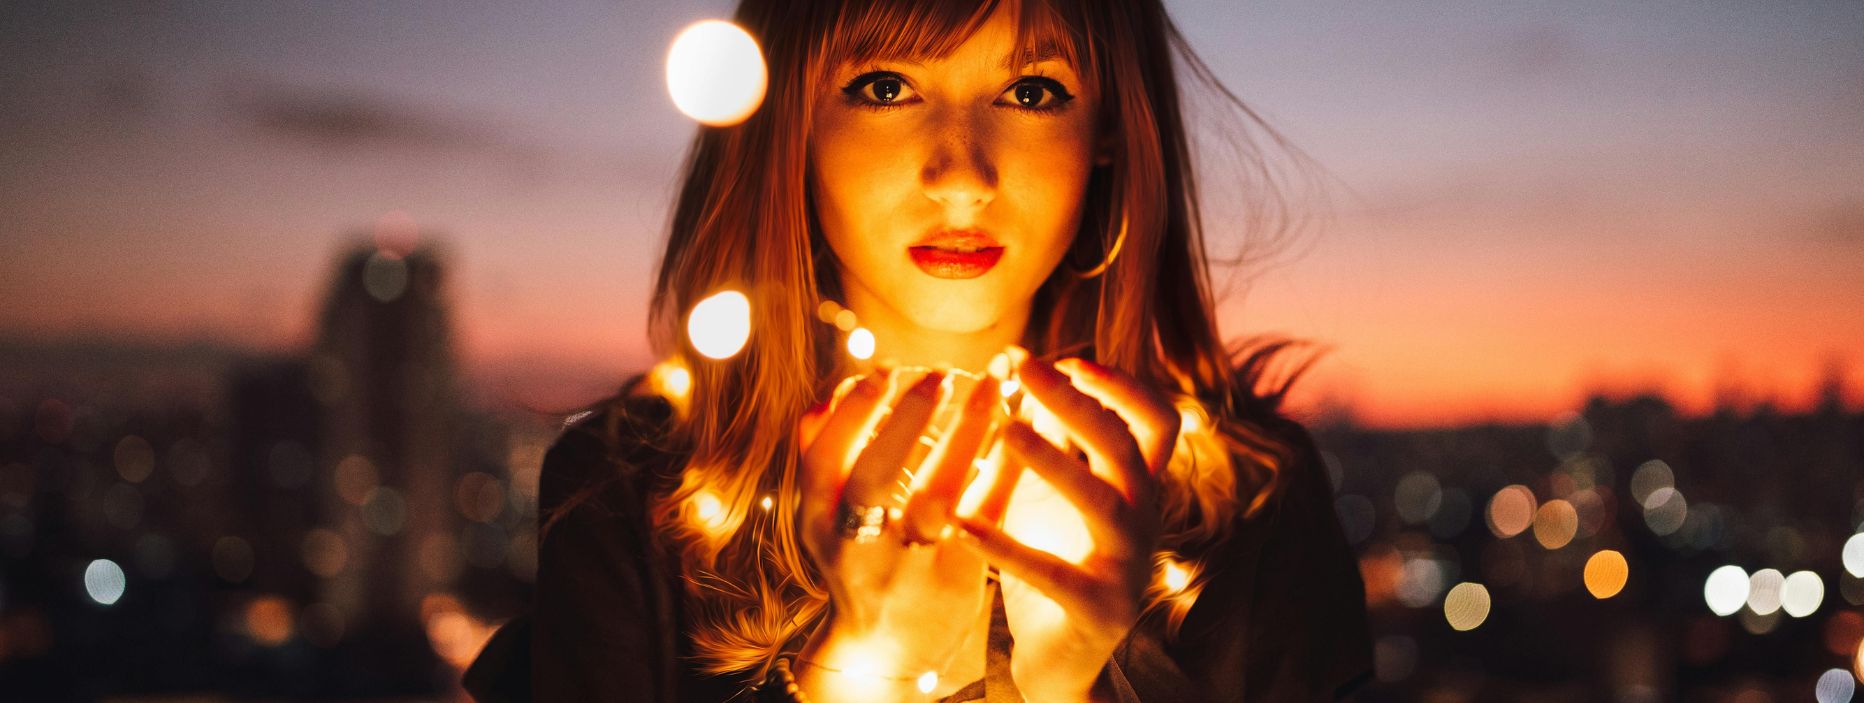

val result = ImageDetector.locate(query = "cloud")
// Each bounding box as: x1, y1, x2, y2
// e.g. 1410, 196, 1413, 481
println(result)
224, 79, 538, 160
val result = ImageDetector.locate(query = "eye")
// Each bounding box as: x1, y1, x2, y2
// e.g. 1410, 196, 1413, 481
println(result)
998, 77, 1074, 112
841, 71, 919, 109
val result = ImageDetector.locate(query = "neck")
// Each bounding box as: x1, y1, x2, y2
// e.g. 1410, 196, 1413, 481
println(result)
835, 280, 1030, 377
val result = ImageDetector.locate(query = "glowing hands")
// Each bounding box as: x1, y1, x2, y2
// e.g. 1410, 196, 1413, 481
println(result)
957, 356, 1180, 703
795, 369, 1004, 701
793, 355, 1179, 703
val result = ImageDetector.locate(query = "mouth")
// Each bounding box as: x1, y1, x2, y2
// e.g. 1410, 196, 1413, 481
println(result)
909, 229, 1004, 280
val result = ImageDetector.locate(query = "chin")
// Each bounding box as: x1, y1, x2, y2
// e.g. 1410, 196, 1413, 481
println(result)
898, 285, 1016, 334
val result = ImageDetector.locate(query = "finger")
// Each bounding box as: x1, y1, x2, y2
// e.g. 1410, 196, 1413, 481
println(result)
844, 370, 946, 506
797, 402, 831, 452
1016, 357, 1146, 500
955, 517, 1091, 614
1003, 421, 1130, 550
901, 375, 1001, 542
1054, 359, 1181, 488
962, 439, 1020, 524
800, 371, 889, 512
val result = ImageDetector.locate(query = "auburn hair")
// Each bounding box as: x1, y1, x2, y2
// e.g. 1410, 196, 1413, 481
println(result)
591, 0, 1322, 682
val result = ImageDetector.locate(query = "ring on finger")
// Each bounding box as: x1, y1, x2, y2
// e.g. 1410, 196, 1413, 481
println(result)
836, 502, 889, 543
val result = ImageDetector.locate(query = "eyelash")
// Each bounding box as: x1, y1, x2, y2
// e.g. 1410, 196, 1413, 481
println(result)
838, 70, 1075, 114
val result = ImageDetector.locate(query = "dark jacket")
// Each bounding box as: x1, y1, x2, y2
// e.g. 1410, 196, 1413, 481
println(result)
465, 385, 1372, 702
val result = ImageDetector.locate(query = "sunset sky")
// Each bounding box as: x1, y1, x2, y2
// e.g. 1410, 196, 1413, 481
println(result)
2, 0, 1860, 427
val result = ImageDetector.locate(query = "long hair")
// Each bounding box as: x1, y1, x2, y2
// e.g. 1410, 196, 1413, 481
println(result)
628, 0, 1322, 680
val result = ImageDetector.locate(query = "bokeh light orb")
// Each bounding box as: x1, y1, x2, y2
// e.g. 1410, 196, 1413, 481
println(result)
1747, 568, 1785, 616
1843, 533, 1864, 578
688, 290, 752, 360
1443, 582, 1491, 631
847, 327, 876, 361
1532, 499, 1579, 550
1704, 565, 1749, 616
1584, 549, 1629, 599
1782, 570, 1825, 618
84, 558, 126, 606
666, 20, 767, 127
1816, 668, 1854, 703
1487, 484, 1537, 539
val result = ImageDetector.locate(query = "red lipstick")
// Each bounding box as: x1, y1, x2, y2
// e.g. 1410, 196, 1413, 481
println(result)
909, 229, 1003, 280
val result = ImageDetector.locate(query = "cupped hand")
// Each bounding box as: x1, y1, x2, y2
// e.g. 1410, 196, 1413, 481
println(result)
954, 356, 1181, 703
794, 367, 1004, 699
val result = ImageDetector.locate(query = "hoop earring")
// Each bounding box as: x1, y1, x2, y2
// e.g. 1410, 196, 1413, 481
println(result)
1068, 211, 1128, 280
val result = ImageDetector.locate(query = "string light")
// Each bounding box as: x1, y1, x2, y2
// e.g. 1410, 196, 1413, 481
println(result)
692, 490, 729, 535
688, 290, 752, 359
651, 360, 693, 401
847, 327, 876, 361
665, 20, 767, 126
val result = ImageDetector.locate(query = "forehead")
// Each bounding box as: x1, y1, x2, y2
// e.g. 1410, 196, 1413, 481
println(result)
823, 0, 1086, 72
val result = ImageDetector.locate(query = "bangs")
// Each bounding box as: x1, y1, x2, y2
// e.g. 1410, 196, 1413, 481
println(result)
822, 0, 1092, 81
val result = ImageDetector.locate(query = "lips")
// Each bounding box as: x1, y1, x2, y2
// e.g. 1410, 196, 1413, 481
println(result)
909, 229, 1004, 280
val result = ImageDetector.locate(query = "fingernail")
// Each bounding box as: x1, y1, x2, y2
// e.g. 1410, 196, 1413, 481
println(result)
986, 352, 1013, 380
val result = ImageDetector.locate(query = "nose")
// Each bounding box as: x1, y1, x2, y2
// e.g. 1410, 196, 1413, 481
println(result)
919, 107, 997, 215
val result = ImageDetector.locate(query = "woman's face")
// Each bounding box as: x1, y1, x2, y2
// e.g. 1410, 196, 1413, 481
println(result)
809, 6, 1100, 336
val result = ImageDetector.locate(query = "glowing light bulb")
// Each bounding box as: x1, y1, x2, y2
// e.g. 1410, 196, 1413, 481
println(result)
759, 494, 774, 511
688, 290, 751, 359
1178, 403, 1207, 435
916, 671, 938, 694
692, 490, 727, 532
847, 327, 876, 360
1001, 394, 1093, 564
665, 20, 767, 126
1161, 558, 1191, 594
650, 360, 692, 401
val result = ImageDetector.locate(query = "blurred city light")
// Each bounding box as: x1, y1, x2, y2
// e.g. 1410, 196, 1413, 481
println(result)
1584, 549, 1628, 599
1844, 533, 1864, 578
1394, 471, 1442, 525
1487, 484, 1536, 539
1443, 582, 1491, 631
1532, 499, 1578, 550
1642, 486, 1688, 536
1816, 668, 1855, 703
1704, 565, 1750, 617
1628, 459, 1674, 505
83, 559, 126, 606
1747, 569, 1785, 616
1781, 570, 1824, 618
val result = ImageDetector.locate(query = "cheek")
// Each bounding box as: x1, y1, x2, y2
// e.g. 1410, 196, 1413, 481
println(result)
809, 119, 919, 263
1000, 125, 1098, 267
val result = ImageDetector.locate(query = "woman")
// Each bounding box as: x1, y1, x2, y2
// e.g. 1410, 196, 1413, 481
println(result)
464, 0, 1371, 700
